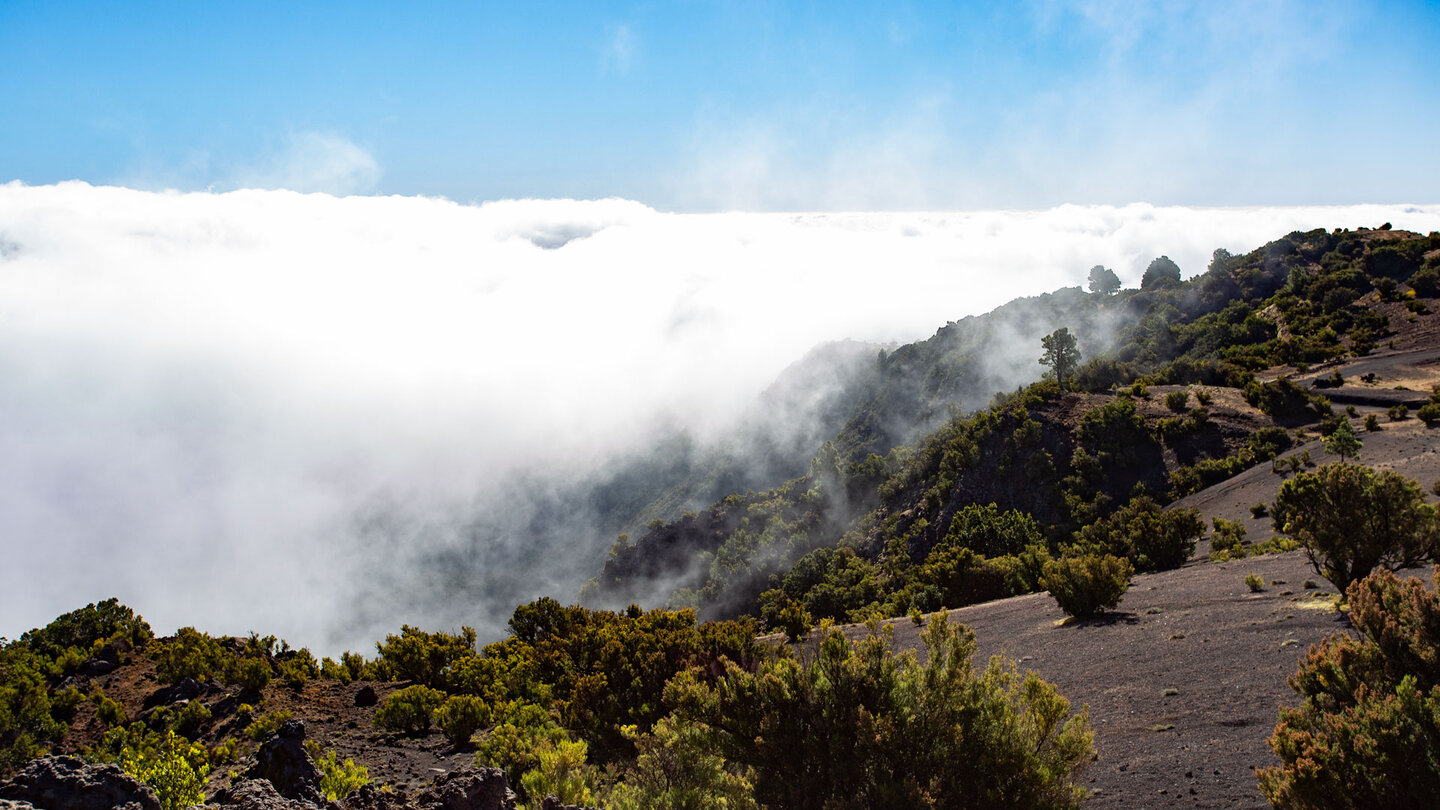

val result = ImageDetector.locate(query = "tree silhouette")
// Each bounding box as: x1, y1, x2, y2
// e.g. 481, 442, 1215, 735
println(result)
1039, 328, 1081, 387
1087, 265, 1121, 295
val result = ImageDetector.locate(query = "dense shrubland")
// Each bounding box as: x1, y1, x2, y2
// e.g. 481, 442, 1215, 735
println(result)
1, 598, 1093, 809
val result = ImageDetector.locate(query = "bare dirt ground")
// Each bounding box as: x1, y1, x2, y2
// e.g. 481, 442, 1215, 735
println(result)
835, 551, 1354, 809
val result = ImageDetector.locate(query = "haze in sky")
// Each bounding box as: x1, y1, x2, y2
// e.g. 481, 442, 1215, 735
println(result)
3, 0, 1438, 210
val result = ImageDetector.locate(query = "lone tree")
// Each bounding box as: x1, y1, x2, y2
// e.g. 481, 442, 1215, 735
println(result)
1271, 463, 1437, 591
1040, 327, 1081, 387
1087, 265, 1121, 295
1323, 418, 1361, 461
1140, 255, 1182, 290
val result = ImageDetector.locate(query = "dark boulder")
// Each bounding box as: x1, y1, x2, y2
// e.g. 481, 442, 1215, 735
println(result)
0, 755, 160, 810
245, 719, 324, 804
353, 686, 378, 707
144, 676, 205, 708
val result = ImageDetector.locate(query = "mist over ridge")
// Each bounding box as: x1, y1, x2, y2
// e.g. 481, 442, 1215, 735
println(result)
2, 181, 1438, 654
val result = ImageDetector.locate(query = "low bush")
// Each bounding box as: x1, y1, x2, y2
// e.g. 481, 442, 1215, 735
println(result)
666, 617, 1093, 809
116, 729, 210, 810
1258, 569, 1440, 806
315, 749, 370, 801
1272, 463, 1438, 591
1245, 573, 1265, 592
243, 710, 292, 742
374, 685, 446, 735
1420, 402, 1440, 426
150, 628, 225, 685
1165, 389, 1189, 412
1042, 554, 1133, 619
435, 695, 489, 747
1076, 497, 1204, 572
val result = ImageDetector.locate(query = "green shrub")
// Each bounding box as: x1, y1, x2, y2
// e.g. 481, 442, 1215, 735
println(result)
374, 685, 446, 735
91, 689, 127, 727
1195, 388, 1213, 406
665, 617, 1093, 809
604, 717, 757, 810
1258, 569, 1440, 806
1042, 554, 1133, 619
519, 737, 599, 810
1389, 403, 1410, 421
19, 599, 152, 661
244, 710, 292, 742
277, 650, 318, 690
118, 729, 209, 810
435, 695, 490, 747
1272, 463, 1438, 591
231, 657, 272, 694
1076, 496, 1204, 572
1365, 413, 1381, 431
1244, 573, 1265, 592
315, 749, 370, 801
774, 599, 813, 644
1165, 390, 1189, 412
474, 702, 572, 792
1419, 402, 1440, 426
1250, 502, 1269, 518
150, 628, 225, 685
1210, 518, 1248, 561
374, 626, 477, 689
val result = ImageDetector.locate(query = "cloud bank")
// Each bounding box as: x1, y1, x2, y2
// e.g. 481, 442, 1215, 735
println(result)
1, 182, 1436, 652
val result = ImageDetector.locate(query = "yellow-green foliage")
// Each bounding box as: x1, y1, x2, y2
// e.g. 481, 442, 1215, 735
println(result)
90, 689, 127, 727
150, 627, 226, 685
435, 694, 489, 747
117, 729, 210, 810
474, 702, 570, 787
244, 710, 293, 742
374, 625, 477, 689
374, 685, 445, 734
665, 617, 1092, 809
1042, 554, 1133, 619
315, 749, 370, 801
518, 737, 598, 810
604, 717, 758, 810
1259, 568, 1440, 806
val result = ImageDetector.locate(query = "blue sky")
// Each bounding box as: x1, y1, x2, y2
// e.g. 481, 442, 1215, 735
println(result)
4, 1, 1439, 209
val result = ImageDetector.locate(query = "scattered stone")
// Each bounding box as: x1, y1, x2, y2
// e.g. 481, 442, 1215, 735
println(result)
0, 755, 160, 810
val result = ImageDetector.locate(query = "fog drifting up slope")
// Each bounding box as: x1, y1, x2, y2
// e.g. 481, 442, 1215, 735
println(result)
1, 182, 1435, 653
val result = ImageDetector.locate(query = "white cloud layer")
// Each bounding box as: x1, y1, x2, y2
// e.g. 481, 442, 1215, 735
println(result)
1, 182, 1436, 651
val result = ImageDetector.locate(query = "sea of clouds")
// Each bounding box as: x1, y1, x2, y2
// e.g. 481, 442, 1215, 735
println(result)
1, 181, 1435, 653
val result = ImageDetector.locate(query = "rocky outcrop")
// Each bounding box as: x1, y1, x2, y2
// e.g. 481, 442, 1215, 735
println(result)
0, 755, 160, 810
412, 769, 515, 810
245, 719, 325, 804
208, 778, 324, 809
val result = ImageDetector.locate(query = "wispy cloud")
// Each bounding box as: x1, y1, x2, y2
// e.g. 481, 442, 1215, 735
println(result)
229, 131, 381, 195
602, 23, 638, 75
